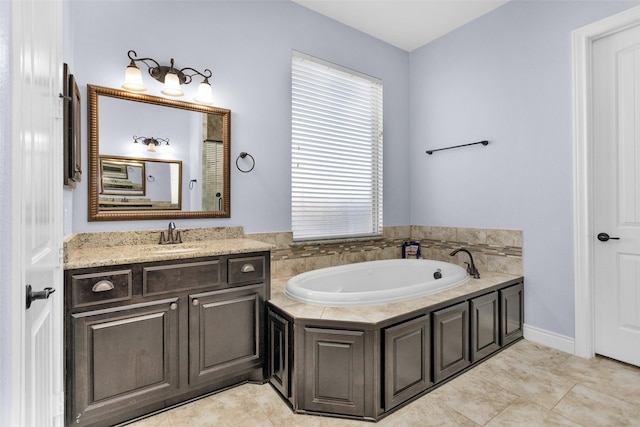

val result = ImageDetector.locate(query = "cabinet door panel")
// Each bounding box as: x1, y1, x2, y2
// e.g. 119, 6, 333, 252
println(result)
189, 284, 264, 385
433, 301, 470, 383
500, 283, 524, 345
470, 292, 500, 362
268, 309, 290, 398
303, 327, 365, 416
71, 298, 179, 426
384, 315, 431, 410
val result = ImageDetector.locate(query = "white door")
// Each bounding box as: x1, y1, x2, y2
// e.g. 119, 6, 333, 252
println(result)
593, 22, 640, 367
12, 0, 64, 425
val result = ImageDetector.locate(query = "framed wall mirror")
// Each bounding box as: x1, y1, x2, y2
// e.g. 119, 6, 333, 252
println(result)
87, 84, 230, 221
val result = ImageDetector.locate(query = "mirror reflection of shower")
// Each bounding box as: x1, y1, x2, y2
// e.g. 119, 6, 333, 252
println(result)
201, 136, 224, 211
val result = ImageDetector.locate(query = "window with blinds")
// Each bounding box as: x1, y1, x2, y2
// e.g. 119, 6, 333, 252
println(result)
291, 51, 383, 241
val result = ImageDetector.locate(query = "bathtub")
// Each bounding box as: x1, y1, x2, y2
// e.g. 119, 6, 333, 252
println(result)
284, 259, 469, 306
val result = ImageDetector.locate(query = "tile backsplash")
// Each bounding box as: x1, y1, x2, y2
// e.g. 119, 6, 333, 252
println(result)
246, 225, 522, 279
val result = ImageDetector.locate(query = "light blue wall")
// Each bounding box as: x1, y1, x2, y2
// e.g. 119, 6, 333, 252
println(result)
409, 0, 640, 338
69, 0, 411, 233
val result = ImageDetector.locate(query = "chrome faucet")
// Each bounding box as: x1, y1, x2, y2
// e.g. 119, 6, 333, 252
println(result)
449, 248, 480, 279
159, 221, 182, 244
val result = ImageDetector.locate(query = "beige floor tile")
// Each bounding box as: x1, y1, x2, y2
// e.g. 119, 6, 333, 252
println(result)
472, 353, 576, 409
498, 340, 573, 369
550, 355, 640, 407
230, 410, 274, 427
390, 392, 481, 426
436, 370, 518, 424
317, 416, 377, 426
553, 384, 640, 427
126, 340, 640, 427
485, 398, 581, 427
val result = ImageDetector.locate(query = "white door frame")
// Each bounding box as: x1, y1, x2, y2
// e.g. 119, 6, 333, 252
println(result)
573, 5, 640, 359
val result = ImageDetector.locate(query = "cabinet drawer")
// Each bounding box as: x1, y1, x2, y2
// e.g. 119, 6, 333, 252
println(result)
70, 269, 133, 308
228, 256, 265, 285
143, 260, 222, 295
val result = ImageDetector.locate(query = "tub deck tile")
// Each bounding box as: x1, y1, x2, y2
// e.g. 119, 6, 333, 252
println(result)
270, 271, 522, 324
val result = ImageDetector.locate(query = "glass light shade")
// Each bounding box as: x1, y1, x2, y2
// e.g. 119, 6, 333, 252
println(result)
161, 72, 183, 97
194, 80, 213, 105
121, 65, 146, 92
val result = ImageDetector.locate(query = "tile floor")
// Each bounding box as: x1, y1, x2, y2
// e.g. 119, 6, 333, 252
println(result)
127, 340, 640, 426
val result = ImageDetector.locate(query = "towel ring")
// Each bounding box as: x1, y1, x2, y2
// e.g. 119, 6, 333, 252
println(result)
236, 152, 255, 173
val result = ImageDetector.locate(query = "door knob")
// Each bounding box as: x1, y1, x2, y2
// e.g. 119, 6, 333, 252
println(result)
597, 233, 620, 242
26, 284, 55, 309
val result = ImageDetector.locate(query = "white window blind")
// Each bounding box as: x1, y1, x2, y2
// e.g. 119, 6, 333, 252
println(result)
291, 51, 383, 241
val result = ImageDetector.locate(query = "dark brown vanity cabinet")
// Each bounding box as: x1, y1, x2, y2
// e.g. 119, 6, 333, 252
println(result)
470, 291, 500, 362
432, 301, 470, 383
383, 315, 431, 410
500, 283, 524, 345
65, 252, 270, 427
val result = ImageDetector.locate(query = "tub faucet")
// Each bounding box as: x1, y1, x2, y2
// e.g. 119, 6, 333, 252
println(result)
449, 248, 480, 279
159, 221, 182, 244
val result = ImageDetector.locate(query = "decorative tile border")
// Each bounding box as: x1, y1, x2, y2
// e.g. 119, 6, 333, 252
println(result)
246, 225, 522, 278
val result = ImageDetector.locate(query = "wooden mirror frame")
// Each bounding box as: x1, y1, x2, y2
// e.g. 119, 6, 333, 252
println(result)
87, 84, 230, 221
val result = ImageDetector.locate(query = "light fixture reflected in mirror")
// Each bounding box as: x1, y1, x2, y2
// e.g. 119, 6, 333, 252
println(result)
122, 50, 213, 104
133, 135, 170, 152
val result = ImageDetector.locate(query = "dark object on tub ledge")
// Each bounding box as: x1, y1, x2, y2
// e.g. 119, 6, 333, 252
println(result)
450, 248, 480, 279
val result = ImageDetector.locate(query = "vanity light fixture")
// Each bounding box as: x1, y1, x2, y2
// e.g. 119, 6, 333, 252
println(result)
133, 135, 170, 152
122, 50, 213, 104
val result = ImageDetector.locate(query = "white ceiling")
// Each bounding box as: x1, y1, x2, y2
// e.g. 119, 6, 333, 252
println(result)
291, 0, 510, 52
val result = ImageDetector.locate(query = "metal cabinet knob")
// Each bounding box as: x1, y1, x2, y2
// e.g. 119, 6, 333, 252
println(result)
170, 302, 178, 310
192, 299, 199, 306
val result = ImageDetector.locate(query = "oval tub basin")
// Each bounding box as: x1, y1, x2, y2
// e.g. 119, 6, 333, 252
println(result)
285, 259, 469, 306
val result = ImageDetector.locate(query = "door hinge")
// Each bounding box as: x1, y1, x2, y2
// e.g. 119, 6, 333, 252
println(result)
58, 247, 65, 266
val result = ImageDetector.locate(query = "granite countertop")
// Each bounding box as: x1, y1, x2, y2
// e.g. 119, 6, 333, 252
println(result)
64, 238, 274, 270
268, 271, 523, 325
63, 227, 274, 270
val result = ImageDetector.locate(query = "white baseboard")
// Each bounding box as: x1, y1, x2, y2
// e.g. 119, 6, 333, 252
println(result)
522, 323, 576, 355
